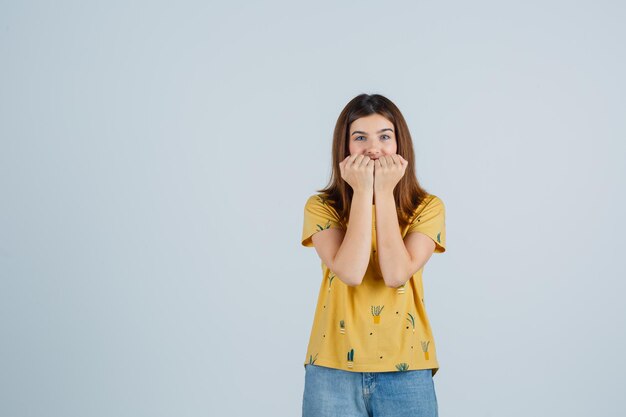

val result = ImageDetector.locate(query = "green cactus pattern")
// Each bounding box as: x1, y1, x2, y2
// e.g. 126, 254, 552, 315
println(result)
395, 363, 410, 371
347, 348, 355, 368
421, 340, 431, 360
328, 273, 335, 291
316, 220, 331, 232
339, 319, 345, 334
406, 312, 415, 332
437, 231, 441, 243
371, 305, 384, 323
308, 353, 318, 364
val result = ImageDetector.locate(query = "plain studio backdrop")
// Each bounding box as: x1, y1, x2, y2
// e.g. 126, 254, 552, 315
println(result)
1, 1, 625, 416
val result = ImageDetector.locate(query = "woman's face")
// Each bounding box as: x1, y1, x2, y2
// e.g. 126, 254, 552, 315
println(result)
348, 113, 397, 160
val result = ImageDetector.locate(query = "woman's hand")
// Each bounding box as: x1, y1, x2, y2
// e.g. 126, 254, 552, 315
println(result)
374, 154, 408, 194
339, 154, 374, 193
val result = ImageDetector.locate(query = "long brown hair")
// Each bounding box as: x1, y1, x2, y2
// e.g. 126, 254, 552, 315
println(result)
317, 93, 431, 229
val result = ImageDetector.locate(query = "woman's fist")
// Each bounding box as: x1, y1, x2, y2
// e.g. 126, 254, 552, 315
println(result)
339, 154, 374, 192
373, 154, 408, 193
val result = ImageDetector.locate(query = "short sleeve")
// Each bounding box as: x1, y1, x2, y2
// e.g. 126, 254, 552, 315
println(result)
301, 194, 344, 247
406, 195, 446, 253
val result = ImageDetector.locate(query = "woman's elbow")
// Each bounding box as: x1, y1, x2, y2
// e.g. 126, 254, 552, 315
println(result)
332, 268, 364, 287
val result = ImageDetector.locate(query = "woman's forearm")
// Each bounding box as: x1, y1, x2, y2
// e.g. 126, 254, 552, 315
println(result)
374, 190, 412, 288
332, 189, 373, 286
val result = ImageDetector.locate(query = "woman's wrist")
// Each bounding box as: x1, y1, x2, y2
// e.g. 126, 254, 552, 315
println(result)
352, 188, 374, 200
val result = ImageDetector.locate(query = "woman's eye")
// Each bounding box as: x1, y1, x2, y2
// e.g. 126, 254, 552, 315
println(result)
378, 135, 392, 141
355, 135, 391, 141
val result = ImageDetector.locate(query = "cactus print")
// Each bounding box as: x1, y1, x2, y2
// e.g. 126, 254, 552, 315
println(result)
421, 341, 431, 361
395, 363, 410, 371
371, 305, 384, 324
406, 312, 415, 333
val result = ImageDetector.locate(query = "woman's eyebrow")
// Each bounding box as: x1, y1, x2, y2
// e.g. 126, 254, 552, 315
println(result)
350, 128, 394, 136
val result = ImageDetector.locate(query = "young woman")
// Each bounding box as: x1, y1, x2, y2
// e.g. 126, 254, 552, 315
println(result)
300, 93, 446, 417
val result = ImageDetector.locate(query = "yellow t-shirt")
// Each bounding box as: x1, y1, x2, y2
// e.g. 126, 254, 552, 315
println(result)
301, 193, 446, 376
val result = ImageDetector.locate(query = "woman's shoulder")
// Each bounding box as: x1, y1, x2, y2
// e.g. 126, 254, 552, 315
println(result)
409, 193, 444, 217
306, 193, 336, 207
423, 193, 444, 205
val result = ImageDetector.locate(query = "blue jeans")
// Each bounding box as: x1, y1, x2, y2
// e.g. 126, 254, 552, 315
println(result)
302, 364, 438, 417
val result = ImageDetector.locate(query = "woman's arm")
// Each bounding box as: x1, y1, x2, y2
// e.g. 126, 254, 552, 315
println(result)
312, 189, 373, 286
374, 189, 413, 288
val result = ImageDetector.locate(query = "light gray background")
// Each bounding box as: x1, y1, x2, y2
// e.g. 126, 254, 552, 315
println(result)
1, 1, 625, 416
